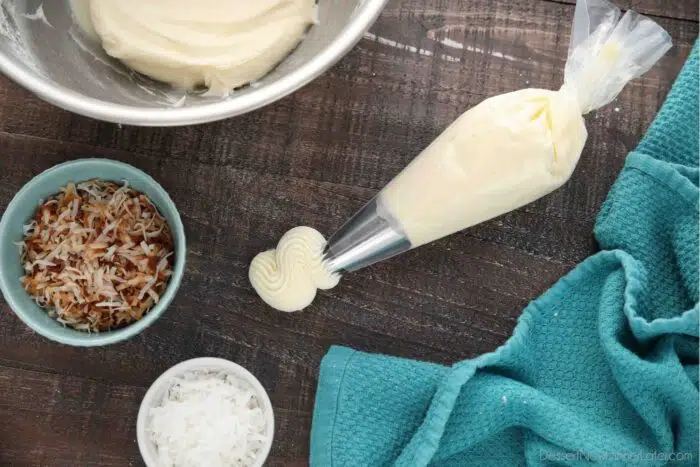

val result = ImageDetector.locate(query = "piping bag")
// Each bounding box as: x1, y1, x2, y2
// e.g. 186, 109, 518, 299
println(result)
249, 0, 672, 312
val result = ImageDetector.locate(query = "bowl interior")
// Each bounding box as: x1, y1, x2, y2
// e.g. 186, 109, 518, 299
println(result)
0, 159, 185, 346
137, 358, 275, 467
0, 0, 369, 109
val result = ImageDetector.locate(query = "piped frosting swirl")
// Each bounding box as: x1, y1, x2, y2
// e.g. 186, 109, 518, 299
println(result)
249, 227, 339, 312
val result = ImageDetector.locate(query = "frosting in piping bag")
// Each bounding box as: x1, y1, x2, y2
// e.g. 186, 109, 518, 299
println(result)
379, 87, 586, 248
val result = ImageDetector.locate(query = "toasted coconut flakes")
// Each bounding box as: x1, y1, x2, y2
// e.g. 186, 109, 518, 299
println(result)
146, 288, 160, 303
20, 180, 174, 332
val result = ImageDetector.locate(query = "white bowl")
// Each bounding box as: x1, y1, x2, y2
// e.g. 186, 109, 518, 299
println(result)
137, 357, 275, 467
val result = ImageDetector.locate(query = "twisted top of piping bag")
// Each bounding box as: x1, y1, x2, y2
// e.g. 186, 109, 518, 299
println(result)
562, 0, 671, 114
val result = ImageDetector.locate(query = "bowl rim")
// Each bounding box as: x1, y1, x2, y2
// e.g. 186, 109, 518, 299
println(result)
0, 0, 389, 126
0, 158, 186, 346
136, 357, 275, 467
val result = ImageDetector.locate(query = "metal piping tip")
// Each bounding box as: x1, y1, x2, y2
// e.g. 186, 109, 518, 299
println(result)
322, 195, 411, 274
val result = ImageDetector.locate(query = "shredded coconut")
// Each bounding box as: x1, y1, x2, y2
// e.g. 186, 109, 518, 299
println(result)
148, 371, 269, 467
20, 180, 174, 332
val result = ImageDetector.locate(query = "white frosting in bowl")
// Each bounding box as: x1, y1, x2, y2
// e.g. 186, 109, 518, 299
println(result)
249, 227, 339, 312
82, 0, 317, 95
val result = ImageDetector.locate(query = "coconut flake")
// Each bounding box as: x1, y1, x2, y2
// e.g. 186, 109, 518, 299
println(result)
148, 371, 268, 467
19, 180, 174, 332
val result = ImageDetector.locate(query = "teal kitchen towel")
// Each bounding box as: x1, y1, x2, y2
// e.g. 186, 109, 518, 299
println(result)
310, 44, 699, 467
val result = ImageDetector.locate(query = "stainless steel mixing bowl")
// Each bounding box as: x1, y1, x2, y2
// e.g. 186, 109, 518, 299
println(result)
0, 0, 387, 126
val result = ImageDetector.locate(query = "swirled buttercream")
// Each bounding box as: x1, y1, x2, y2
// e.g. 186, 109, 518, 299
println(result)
249, 227, 339, 312
80, 0, 317, 95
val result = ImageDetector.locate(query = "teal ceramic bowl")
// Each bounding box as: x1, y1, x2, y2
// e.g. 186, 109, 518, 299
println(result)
0, 159, 186, 346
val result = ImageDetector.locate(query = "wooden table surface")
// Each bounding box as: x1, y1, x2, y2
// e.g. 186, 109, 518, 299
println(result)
0, 1, 697, 465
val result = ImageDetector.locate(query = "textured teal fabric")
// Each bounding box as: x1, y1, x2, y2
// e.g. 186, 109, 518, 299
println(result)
310, 44, 699, 467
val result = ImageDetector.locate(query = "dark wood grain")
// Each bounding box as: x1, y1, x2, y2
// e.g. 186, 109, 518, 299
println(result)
0, 0, 697, 465
554, 0, 699, 21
